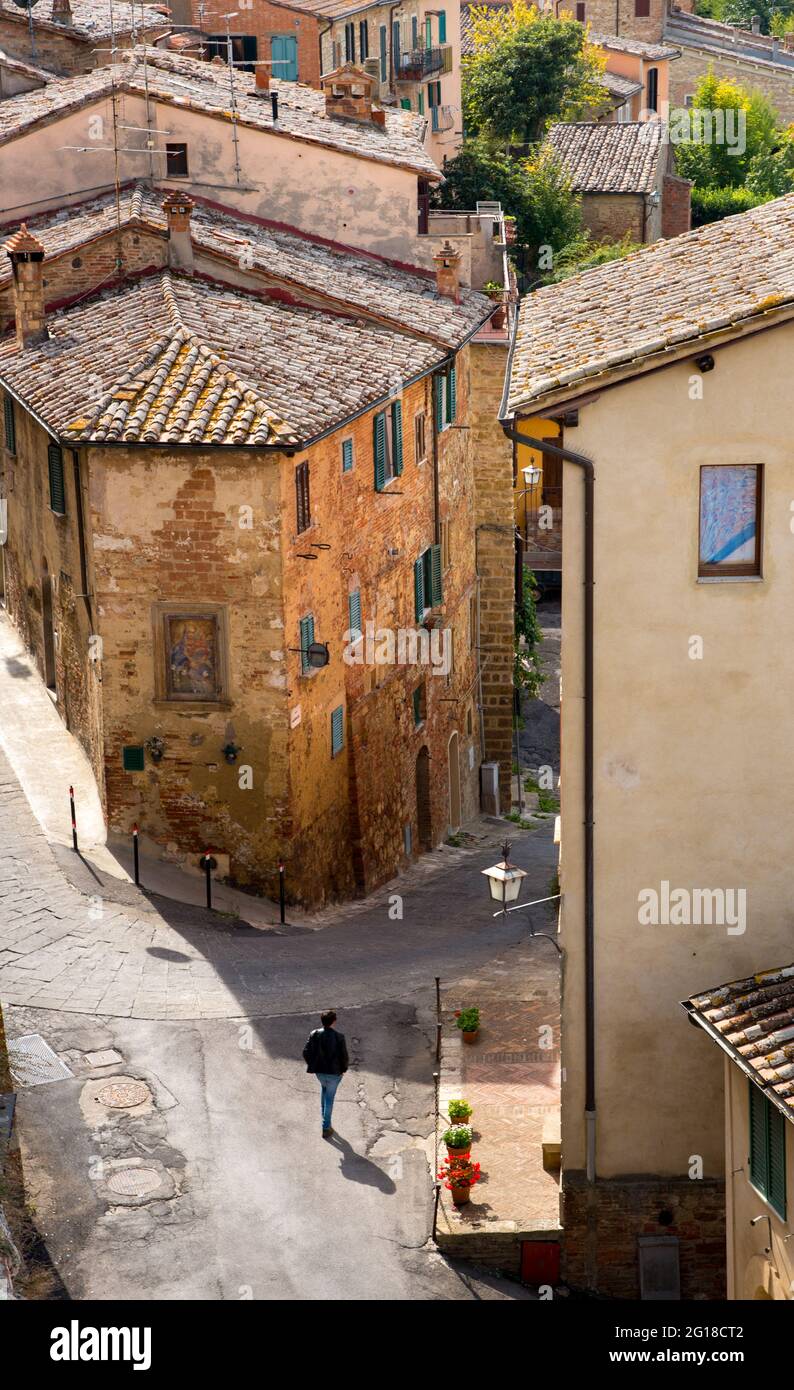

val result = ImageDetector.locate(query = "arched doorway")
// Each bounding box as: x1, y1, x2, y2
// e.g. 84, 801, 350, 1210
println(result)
448, 731, 461, 831
41, 559, 56, 692
416, 746, 432, 851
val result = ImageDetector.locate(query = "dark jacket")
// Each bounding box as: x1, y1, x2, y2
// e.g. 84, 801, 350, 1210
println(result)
303, 1026, 349, 1075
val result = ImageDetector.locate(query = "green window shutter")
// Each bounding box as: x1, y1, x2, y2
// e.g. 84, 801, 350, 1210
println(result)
373, 411, 386, 491
400, 97, 411, 110
48, 443, 66, 515
3, 394, 15, 454
438, 9, 447, 42
768, 1102, 787, 1219
342, 438, 353, 473
348, 588, 362, 637
431, 543, 443, 606
122, 746, 145, 772
392, 400, 403, 475
300, 614, 314, 674
447, 363, 457, 422
749, 1081, 770, 1197
418, 90, 424, 116
331, 704, 344, 756
434, 375, 444, 433
414, 555, 425, 621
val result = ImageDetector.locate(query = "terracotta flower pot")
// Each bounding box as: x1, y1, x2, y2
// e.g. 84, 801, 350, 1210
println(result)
450, 1184, 471, 1206
446, 1144, 471, 1159
462, 1028, 479, 1044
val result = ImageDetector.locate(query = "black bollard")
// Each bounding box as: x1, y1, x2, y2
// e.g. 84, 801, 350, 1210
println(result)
203, 850, 213, 910
278, 859, 286, 924
69, 785, 78, 852
132, 824, 140, 886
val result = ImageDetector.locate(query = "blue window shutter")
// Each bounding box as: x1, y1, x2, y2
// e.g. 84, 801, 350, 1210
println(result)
300, 614, 314, 673
438, 10, 447, 42
447, 364, 457, 422
3, 394, 15, 454
331, 705, 344, 756
342, 438, 353, 473
374, 411, 386, 490
414, 556, 425, 621
348, 588, 362, 638
434, 375, 444, 432
392, 400, 403, 475
48, 444, 66, 515
431, 543, 443, 606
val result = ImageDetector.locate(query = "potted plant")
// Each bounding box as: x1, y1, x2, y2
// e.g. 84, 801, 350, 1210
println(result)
447, 1098, 473, 1125
438, 1155, 482, 1206
442, 1124, 472, 1158
455, 1007, 480, 1044
482, 280, 506, 330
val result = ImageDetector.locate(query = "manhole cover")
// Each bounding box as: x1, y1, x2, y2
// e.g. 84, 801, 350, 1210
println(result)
106, 1166, 162, 1198
8, 1035, 74, 1087
96, 1081, 151, 1109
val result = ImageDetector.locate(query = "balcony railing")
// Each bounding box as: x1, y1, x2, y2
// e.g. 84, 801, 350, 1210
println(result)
430, 103, 454, 133
396, 45, 452, 80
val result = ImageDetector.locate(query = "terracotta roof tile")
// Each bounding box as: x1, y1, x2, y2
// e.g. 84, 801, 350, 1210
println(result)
506, 193, 794, 414
546, 121, 665, 195
0, 0, 168, 42
588, 30, 680, 60
685, 964, 794, 1120
0, 270, 446, 444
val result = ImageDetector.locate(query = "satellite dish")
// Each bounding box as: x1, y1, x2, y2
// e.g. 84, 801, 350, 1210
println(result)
10, 0, 40, 8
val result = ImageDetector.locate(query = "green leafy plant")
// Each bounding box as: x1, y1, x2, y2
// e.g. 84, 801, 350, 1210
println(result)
455, 1007, 481, 1034
515, 565, 544, 698
442, 1125, 473, 1149
448, 1098, 473, 1123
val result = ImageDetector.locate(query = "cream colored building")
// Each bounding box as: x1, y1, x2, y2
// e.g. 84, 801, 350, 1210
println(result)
686, 964, 794, 1301
503, 192, 794, 1299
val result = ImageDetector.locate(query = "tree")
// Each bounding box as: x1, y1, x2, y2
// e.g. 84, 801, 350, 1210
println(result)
673, 71, 781, 188
463, 1, 605, 146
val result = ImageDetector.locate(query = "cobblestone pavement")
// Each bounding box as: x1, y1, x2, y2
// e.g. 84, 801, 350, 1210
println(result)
0, 748, 557, 1021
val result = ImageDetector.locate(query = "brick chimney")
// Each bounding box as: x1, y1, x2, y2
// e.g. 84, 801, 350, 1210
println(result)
4, 225, 48, 349
254, 65, 270, 93
161, 191, 194, 274
432, 241, 462, 303
51, 0, 73, 24
322, 65, 377, 123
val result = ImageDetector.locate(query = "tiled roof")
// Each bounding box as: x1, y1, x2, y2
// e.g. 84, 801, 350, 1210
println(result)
506, 193, 794, 414
0, 46, 439, 178
546, 121, 665, 195
0, 0, 169, 42
589, 30, 680, 60
0, 185, 491, 348
600, 70, 642, 102
265, 0, 376, 17
0, 46, 50, 85
684, 964, 794, 1121
0, 270, 446, 445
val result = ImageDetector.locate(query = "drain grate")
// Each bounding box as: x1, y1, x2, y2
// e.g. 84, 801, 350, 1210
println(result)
7, 1035, 74, 1088
106, 1166, 163, 1198
96, 1080, 151, 1109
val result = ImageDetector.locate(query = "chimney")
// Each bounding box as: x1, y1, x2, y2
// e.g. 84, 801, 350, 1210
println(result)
322, 66, 375, 123
432, 240, 461, 303
4, 225, 48, 349
750, 13, 760, 32
255, 65, 270, 93
161, 191, 194, 274
51, 0, 73, 24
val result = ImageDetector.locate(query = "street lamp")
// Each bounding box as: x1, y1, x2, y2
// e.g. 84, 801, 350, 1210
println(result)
522, 464, 541, 488
482, 841, 562, 953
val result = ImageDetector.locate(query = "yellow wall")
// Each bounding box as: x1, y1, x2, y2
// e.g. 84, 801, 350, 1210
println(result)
513, 416, 559, 533
726, 1057, 794, 1300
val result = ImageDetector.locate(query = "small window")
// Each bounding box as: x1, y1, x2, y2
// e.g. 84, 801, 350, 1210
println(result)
414, 544, 442, 620
575, 1, 585, 18
165, 143, 189, 177
295, 460, 311, 533
348, 588, 362, 642
299, 613, 315, 674
344, 21, 356, 62
440, 519, 451, 571
635, 0, 650, 14
414, 411, 426, 463
122, 745, 145, 772
647, 66, 658, 114
359, 20, 368, 58
698, 465, 762, 577
412, 681, 426, 727
749, 1081, 786, 1220
3, 393, 15, 455
342, 438, 354, 474
48, 443, 66, 515
434, 363, 457, 433
331, 704, 345, 757
373, 400, 403, 491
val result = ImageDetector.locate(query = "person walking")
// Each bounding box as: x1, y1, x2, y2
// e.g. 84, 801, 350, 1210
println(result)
303, 1009, 349, 1137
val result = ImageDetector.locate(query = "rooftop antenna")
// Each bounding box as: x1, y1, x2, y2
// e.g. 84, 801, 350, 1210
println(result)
10, 0, 40, 63
219, 11, 243, 185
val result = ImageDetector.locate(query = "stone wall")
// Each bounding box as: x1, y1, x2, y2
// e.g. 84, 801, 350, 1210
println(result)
662, 172, 692, 238
0, 20, 163, 76
564, 0, 691, 45
0, 227, 164, 334
562, 1170, 727, 1299
669, 45, 794, 122
580, 191, 645, 245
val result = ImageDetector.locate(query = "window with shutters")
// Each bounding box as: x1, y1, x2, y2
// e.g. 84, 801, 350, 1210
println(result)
414, 411, 426, 464
206, 35, 258, 71
330, 704, 345, 757
412, 15, 418, 47
647, 66, 658, 113
48, 443, 66, 515
414, 544, 442, 620
299, 613, 315, 674
434, 363, 457, 433
165, 143, 189, 177
341, 437, 354, 474
749, 1080, 787, 1218
348, 588, 362, 644
344, 22, 355, 61
359, 20, 368, 58
576, 2, 585, 19
438, 10, 447, 42
373, 400, 403, 490
412, 681, 426, 727
635, 0, 650, 13
3, 393, 15, 455
295, 460, 311, 533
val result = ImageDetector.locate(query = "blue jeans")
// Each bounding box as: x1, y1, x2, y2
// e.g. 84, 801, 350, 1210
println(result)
316, 1072, 342, 1131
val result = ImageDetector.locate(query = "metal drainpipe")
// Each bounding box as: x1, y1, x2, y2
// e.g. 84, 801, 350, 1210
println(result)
500, 419, 596, 1182
319, 20, 333, 78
